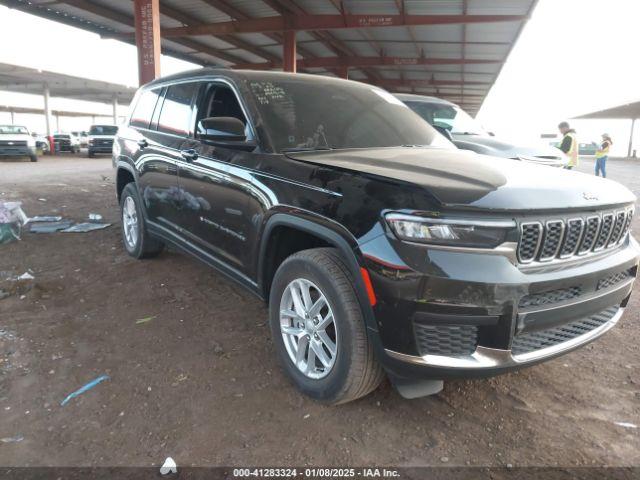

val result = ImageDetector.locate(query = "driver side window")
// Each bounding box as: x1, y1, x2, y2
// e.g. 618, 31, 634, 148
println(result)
196, 83, 251, 140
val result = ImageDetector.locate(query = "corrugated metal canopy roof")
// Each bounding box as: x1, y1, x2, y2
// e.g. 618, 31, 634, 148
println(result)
0, 0, 539, 114
574, 100, 640, 120
0, 62, 136, 104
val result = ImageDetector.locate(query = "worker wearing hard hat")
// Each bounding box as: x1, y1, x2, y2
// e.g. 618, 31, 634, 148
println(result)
595, 133, 612, 178
558, 121, 579, 169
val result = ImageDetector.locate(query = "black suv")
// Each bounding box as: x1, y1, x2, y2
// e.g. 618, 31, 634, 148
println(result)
113, 69, 639, 404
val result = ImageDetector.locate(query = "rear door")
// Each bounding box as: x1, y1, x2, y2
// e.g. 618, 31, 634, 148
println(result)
134, 82, 199, 236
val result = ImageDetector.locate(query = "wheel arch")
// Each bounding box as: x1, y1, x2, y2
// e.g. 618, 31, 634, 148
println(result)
257, 213, 379, 334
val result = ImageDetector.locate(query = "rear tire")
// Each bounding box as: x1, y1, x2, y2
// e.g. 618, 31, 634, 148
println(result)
88, 149, 95, 158
269, 248, 384, 404
119, 183, 164, 259
29, 154, 38, 162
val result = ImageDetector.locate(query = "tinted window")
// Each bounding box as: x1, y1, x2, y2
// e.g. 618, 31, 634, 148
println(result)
89, 125, 118, 135
245, 76, 450, 152
158, 83, 198, 136
130, 88, 161, 129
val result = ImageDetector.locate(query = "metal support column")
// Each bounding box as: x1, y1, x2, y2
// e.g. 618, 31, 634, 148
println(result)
112, 95, 119, 125
283, 30, 296, 73
629, 118, 637, 158
43, 84, 52, 137
134, 0, 161, 85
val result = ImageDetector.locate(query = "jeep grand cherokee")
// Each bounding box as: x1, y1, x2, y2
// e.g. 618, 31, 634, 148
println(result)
113, 69, 639, 404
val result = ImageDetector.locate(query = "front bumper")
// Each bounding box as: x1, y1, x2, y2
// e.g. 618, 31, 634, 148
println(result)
360, 230, 639, 381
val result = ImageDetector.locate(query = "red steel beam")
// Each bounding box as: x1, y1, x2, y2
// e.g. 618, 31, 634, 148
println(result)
134, 0, 161, 85
369, 78, 491, 88
233, 56, 501, 70
108, 14, 526, 38
283, 30, 297, 72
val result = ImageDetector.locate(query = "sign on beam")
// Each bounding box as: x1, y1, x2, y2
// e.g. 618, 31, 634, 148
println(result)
134, 0, 161, 86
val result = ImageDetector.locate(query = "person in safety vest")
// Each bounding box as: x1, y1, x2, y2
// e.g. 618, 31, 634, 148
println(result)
558, 121, 578, 169
595, 133, 612, 178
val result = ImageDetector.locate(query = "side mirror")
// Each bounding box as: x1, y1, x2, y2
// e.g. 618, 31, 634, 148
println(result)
433, 125, 453, 141
197, 117, 246, 142
488, 131, 496, 137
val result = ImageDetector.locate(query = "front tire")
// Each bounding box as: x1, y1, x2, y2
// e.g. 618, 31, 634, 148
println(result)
269, 248, 384, 404
119, 183, 164, 259
29, 154, 38, 162
88, 149, 95, 158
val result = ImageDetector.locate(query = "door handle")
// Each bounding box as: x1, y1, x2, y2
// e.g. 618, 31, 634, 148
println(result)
180, 149, 198, 162
137, 139, 148, 149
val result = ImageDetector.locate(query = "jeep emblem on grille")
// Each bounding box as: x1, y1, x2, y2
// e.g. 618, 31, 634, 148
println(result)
583, 192, 598, 200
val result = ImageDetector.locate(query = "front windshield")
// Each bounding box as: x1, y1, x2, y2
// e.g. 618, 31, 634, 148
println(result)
404, 101, 486, 135
0, 125, 28, 135
89, 125, 118, 135
244, 76, 451, 152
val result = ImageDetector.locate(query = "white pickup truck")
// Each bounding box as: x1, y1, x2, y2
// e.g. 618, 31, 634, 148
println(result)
0, 125, 37, 162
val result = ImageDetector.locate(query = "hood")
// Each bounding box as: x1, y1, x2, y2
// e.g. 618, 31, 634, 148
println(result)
452, 134, 567, 166
0, 133, 32, 142
285, 147, 635, 212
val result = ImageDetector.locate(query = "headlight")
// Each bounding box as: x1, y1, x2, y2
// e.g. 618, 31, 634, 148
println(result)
385, 213, 513, 248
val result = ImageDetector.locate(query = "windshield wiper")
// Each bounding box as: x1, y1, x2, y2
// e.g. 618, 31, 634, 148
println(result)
453, 132, 481, 136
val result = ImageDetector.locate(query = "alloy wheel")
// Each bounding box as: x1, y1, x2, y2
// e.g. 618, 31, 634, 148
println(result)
279, 278, 338, 379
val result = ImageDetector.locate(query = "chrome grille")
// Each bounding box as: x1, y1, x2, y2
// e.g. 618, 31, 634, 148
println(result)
594, 213, 614, 250
578, 216, 600, 254
597, 269, 633, 290
517, 208, 633, 265
559, 219, 584, 257
539, 220, 565, 261
607, 211, 627, 247
518, 223, 542, 263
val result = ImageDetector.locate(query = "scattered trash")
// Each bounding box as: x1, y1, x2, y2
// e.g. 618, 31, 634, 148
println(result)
160, 457, 177, 475
30, 220, 74, 233
303, 413, 310, 419
0, 202, 27, 244
17, 272, 34, 281
37, 198, 47, 202
0, 290, 9, 300
614, 422, 637, 429
136, 315, 156, 325
28, 216, 62, 223
60, 375, 110, 406
0, 436, 24, 444
440, 457, 449, 463
62, 222, 111, 233
88, 213, 103, 222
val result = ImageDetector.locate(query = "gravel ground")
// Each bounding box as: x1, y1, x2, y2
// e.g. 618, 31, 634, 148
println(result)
0, 154, 638, 468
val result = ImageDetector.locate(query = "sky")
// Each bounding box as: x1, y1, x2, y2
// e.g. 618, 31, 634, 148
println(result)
0, 1, 638, 155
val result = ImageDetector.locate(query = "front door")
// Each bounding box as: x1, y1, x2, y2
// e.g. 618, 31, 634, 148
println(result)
176, 81, 256, 277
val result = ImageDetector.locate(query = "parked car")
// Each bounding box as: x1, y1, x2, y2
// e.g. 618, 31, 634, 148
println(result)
31, 132, 50, 153
53, 133, 80, 153
0, 124, 37, 162
114, 69, 639, 404
87, 124, 118, 157
71, 130, 89, 147
396, 94, 568, 168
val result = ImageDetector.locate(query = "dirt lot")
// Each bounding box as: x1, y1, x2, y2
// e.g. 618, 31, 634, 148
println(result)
0, 155, 639, 468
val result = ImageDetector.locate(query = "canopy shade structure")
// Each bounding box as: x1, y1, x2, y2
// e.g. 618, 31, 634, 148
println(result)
0, 62, 134, 135
574, 100, 640, 158
574, 100, 640, 120
0, 0, 540, 115
0, 62, 136, 105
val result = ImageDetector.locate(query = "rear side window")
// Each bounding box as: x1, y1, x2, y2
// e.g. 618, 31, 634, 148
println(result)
130, 88, 161, 129
157, 82, 198, 136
